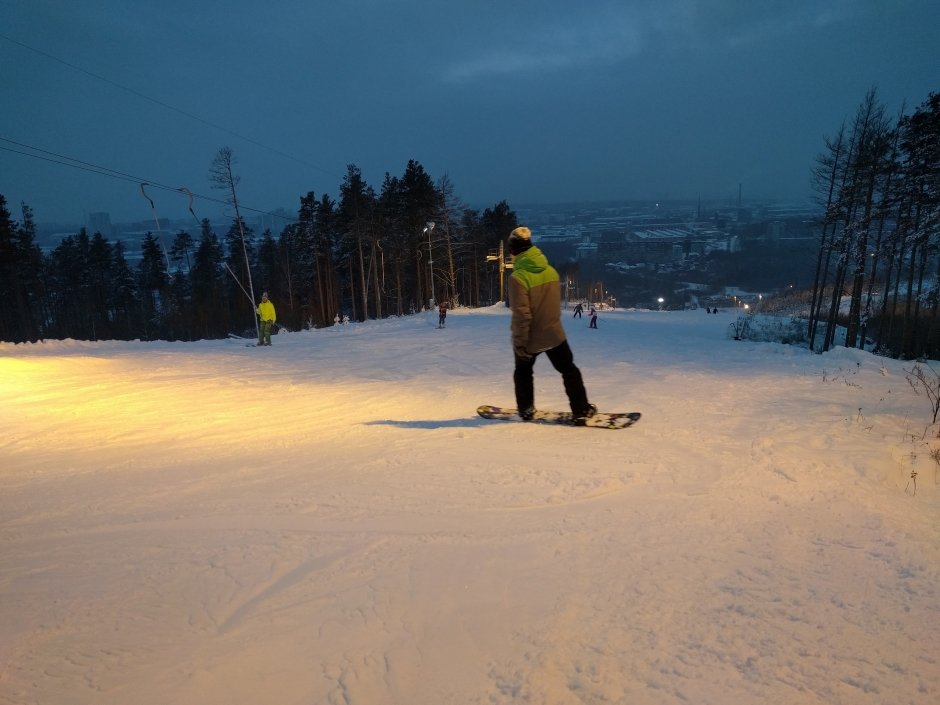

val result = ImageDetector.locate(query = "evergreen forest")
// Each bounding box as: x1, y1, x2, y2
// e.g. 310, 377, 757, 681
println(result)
1, 90, 938, 361
0, 158, 518, 343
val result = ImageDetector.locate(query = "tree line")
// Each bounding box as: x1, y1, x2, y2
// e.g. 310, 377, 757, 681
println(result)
808, 89, 940, 359
0, 156, 519, 343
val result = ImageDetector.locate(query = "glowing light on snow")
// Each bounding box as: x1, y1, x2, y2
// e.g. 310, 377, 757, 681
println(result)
1, 346, 438, 463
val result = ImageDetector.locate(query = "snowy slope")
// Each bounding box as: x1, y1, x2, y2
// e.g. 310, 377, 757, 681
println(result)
1, 307, 938, 705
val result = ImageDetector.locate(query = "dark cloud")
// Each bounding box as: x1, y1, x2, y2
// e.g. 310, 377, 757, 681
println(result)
1, 0, 937, 225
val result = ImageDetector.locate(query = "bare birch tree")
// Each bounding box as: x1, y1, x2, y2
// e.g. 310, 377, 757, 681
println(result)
209, 147, 259, 340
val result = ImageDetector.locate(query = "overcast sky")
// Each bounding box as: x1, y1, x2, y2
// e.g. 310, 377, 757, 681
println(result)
1, 0, 938, 226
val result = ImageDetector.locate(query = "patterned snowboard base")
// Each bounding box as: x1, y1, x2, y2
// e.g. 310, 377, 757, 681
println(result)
477, 405, 641, 429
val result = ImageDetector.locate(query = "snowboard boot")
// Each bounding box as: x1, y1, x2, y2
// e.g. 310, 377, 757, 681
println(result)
573, 404, 597, 426
519, 407, 536, 422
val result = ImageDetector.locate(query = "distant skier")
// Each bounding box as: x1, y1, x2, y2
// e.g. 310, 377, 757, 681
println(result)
438, 302, 447, 328
256, 292, 276, 346
573, 302, 583, 318
507, 226, 595, 424
589, 307, 598, 329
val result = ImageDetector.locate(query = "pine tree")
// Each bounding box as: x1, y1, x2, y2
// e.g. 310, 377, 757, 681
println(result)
0, 195, 21, 341
338, 164, 378, 321
110, 240, 139, 339
88, 232, 115, 339
190, 219, 228, 338
400, 160, 440, 310
0, 196, 44, 341
138, 233, 169, 340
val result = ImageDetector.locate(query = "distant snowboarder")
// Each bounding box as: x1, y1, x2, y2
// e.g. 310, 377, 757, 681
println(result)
438, 302, 448, 328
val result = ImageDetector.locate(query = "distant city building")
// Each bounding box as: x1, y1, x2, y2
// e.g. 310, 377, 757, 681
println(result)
767, 221, 786, 240
255, 208, 296, 234
87, 211, 114, 237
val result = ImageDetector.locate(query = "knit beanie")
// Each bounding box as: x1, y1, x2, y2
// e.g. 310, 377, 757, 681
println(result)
508, 226, 533, 255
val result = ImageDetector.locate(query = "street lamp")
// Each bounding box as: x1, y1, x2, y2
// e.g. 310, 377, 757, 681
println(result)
658, 297, 664, 311
424, 222, 436, 307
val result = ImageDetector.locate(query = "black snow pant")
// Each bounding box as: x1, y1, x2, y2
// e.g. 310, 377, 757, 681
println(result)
513, 339, 590, 416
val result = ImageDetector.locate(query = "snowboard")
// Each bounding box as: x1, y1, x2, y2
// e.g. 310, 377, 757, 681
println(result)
228, 334, 263, 347
477, 405, 641, 429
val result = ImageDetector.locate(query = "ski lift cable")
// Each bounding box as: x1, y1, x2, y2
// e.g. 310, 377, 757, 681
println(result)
0, 137, 292, 221
0, 32, 335, 178
0, 142, 143, 185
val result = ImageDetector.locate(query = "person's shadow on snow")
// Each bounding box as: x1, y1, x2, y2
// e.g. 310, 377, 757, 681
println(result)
364, 417, 490, 429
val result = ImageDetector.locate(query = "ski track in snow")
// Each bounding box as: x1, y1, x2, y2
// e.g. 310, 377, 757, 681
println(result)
1, 308, 938, 705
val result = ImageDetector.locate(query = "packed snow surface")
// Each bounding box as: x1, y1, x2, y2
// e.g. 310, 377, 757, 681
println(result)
1, 307, 938, 705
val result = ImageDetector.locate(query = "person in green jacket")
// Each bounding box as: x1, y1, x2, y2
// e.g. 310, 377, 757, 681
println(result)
507, 226, 596, 424
256, 292, 276, 346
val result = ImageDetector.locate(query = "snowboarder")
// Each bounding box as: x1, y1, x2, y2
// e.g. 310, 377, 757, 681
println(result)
256, 292, 276, 346
438, 302, 447, 328
573, 302, 583, 318
507, 226, 595, 424
589, 307, 598, 329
